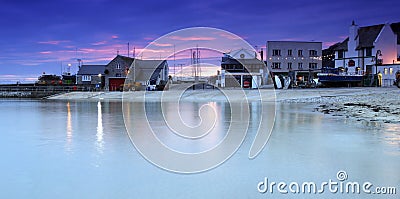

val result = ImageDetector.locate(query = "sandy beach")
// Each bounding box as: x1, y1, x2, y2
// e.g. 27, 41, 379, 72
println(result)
48, 87, 400, 124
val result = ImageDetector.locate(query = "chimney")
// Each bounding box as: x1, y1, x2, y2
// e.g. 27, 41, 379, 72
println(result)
349, 20, 358, 42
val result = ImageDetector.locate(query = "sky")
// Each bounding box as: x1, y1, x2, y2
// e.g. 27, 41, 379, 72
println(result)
0, 0, 399, 83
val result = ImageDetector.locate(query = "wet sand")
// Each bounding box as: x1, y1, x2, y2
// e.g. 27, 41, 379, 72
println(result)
282, 87, 400, 124
48, 87, 400, 123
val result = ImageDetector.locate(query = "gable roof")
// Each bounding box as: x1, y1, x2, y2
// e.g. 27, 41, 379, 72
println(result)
333, 37, 349, 51
333, 22, 400, 51
77, 65, 105, 75
118, 55, 135, 65
222, 56, 264, 66
356, 24, 384, 50
106, 55, 134, 67
226, 48, 257, 59
390, 22, 400, 45
132, 60, 167, 83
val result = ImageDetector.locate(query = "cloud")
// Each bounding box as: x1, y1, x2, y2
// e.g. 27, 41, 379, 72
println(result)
150, 42, 174, 47
0, 74, 39, 83
143, 37, 155, 41
111, 35, 119, 39
91, 41, 108, 45
168, 36, 216, 41
215, 31, 242, 40
39, 51, 52, 54
37, 40, 70, 45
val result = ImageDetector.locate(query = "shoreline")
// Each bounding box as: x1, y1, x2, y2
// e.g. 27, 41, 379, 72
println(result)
47, 87, 400, 124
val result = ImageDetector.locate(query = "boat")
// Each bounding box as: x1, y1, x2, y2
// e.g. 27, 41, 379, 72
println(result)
317, 67, 363, 87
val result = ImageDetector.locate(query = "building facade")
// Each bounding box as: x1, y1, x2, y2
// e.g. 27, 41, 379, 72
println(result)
220, 48, 266, 88
266, 41, 322, 76
104, 55, 134, 91
333, 21, 400, 75
126, 59, 169, 90
76, 65, 105, 87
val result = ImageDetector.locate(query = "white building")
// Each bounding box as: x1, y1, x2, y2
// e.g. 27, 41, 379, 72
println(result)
219, 48, 266, 88
333, 21, 400, 75
266, 41, 322, 80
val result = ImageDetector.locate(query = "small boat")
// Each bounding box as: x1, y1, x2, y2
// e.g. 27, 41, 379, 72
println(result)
274, 75, 282, 89
317, 67, 363, 87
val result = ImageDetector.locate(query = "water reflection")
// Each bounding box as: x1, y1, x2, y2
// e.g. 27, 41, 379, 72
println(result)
65, 102, 73, 152
1, 100, 399, 198
96, 101, 104, 154
382, 123, 400, 155
142, 101, 229, 153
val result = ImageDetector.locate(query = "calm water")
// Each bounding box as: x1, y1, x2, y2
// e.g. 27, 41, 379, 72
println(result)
0, 99, 399, 198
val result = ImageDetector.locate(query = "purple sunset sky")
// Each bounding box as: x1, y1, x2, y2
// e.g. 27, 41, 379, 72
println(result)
0, 0, 399, 82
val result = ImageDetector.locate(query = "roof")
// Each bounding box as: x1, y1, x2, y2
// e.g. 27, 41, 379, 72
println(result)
356, 24, 384, 50
132, 60, 167, 83
222, 56, 264, 65
333, 37, 349, 51
390, 22, 400, 44
226, 48, 256, 59
333, 22, 400, 51
77, 65, 105, 75
106, 55, 135, 67
267, 41, 322, 44
117, 55, 134, 65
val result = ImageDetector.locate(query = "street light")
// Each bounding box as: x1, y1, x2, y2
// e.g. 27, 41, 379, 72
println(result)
375, 50, 382, 74
98, 74, 102, 90
375, 50, 382, 87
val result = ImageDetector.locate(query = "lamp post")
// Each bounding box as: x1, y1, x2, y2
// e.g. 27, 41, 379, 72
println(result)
67, 63, 72, 75
375, 50, 382, 74
98, 74, 102, 90
375, 50, 382, 86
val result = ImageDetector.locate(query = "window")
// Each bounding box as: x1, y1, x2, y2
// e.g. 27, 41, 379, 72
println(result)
309, 50, 318, 57
366, 48, 372, 57
338, 50, 344, 59
272, 49, 281, 56
116, 63, 121, 69
298, 50, 303, 57
288, 49, 292, 56
384, 68, 388, 75
272, 62, 281, 69
309, 63, 318, 69
82, 75, 91, 81
298, 62, 303, 69
389, 67, 393, 75
287, 62, 292, 69
348, 60, 355, 67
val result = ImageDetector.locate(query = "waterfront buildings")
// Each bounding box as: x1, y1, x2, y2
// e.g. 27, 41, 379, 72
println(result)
76, 55, 168, 91
333, 21, 400, 75
266, 41, 322, 82
104, 55, 134, 91
220, 48, 266, 88
127, 59, 169, 90
76, 65, 105, 87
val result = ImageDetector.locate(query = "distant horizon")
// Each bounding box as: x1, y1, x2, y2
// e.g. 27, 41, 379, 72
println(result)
1, 0, 399, 83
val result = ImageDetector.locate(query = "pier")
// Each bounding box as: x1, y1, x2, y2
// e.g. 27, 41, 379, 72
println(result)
0, 84, 99, 98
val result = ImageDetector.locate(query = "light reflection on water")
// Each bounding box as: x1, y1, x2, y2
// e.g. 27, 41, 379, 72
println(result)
65, 102, 73, 152
0, 100, 398, 199
96, 101, 104, 154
